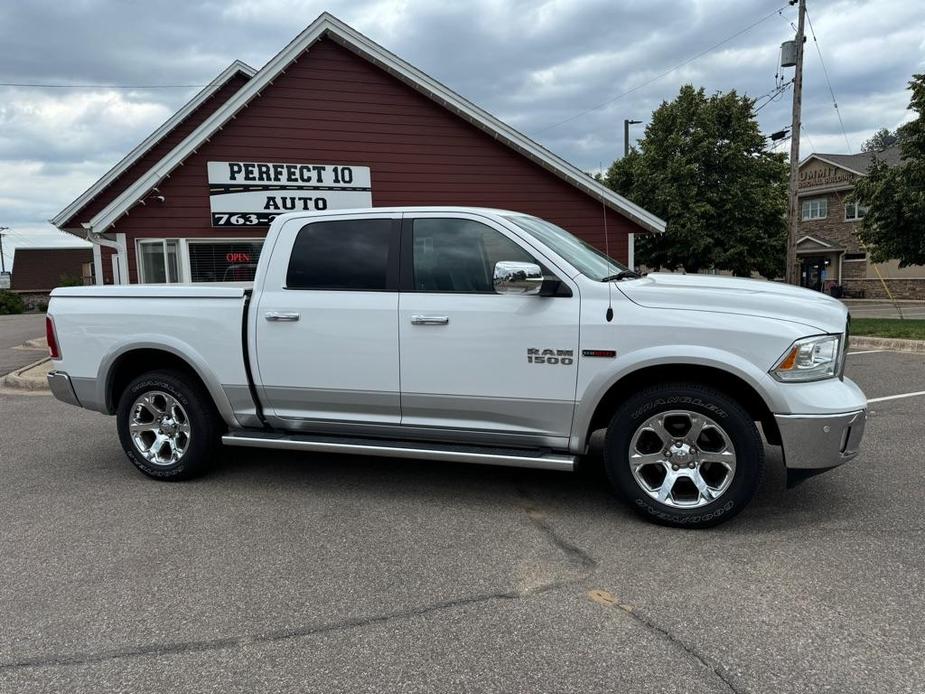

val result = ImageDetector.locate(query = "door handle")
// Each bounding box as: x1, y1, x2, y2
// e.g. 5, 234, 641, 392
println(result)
265, 311, 300, 322
411, 315, 449, 325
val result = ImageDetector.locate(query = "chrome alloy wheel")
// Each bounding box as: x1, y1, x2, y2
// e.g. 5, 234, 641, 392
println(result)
129, 391, 191, 466
628, 410, 736, 509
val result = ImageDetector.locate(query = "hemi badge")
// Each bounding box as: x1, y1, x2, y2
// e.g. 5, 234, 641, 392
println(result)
582, 350, 616, 358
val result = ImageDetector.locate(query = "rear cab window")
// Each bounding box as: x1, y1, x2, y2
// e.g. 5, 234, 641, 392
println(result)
286, 219, 397, 290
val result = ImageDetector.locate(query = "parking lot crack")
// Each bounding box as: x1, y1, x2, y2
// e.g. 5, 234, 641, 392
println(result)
0, 583, 576, 673
515, 485, 598, 572
611, 599, 743, 694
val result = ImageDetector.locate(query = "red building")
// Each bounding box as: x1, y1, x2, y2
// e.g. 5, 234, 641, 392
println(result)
52, 13, 663, 285
10, 247, 93, 291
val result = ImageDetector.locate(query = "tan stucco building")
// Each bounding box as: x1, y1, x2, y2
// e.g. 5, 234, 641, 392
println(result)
796, 147, 925, 299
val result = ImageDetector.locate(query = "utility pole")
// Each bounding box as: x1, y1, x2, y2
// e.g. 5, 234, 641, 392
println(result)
624, 119, 642, 157
785, 0, 806, 285
0, 226, 9, 276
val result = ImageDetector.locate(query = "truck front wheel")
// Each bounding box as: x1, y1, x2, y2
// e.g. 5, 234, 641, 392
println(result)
603, 383, 764, 528
116, 369, 220, 480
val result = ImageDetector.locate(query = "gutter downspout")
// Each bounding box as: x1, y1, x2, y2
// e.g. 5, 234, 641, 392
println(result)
82, 224, 128, 285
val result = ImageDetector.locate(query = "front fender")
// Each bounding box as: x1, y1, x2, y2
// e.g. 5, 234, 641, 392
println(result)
570, 345, 784, 453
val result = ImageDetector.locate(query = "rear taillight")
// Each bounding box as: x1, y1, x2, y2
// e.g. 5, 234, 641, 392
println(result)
46, 315, 61, 360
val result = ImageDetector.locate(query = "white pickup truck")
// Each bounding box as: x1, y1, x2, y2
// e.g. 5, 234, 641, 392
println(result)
46, 207, 867, 527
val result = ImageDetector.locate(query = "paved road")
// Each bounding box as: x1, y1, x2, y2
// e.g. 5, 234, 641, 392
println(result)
842, 300, 925, 319
1, 352, 923, 693
0, 313, 46, 375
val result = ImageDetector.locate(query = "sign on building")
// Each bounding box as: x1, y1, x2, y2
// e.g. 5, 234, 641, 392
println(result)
798, 161, 855, 191
207, 161, 372, 227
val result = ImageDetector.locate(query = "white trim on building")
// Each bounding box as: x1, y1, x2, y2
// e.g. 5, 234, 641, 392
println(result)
50, 60, 256, 228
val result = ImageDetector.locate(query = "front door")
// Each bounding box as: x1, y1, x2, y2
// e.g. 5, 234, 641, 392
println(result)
800, 255, 827, 291
254, 214, 401, 428
398, 213, 580, 446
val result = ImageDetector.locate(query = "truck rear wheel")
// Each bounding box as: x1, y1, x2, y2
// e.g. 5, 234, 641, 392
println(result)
603, 383, 763, 528
116, 369, 220, 480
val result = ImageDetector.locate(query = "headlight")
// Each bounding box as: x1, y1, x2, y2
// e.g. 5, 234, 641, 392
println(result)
771, 334, 841, 382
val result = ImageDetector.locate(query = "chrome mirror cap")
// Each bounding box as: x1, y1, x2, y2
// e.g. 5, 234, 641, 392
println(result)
493, 261, 543, 295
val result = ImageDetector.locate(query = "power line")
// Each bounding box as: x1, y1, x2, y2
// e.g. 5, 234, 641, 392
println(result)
801, 124, 817, 156
770, 135, 791, 152
754, 79, 793, 112
535, 5, 790, 134
0, 81, 206, 89
754, 79, 791, 105
805, 10, 852, 152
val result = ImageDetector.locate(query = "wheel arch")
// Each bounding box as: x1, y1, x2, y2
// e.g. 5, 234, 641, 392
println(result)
578, 363, 781, 452
101, 344, 238, 428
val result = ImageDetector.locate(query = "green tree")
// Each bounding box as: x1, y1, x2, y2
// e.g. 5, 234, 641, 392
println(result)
603, 85, 789, 277
861, 127, 902, 152
853, 74, 925, 267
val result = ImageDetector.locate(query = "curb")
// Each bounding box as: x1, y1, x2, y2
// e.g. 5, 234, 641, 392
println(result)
0, 357, 52, 392
843, 299, 925, 304
850, 336, 925, 353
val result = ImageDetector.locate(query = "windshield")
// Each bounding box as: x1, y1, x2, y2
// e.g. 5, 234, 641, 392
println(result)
503, 215, 628, 280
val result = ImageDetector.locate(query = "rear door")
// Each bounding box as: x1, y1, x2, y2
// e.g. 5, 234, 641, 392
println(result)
397, 213, 580, 446
254, 213, 402, 429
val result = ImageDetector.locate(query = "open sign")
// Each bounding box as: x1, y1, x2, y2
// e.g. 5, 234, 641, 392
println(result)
226, 252, 251, 263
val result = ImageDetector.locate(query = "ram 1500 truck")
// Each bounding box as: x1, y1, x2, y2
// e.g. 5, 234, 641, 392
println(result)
45, 207, 867, 527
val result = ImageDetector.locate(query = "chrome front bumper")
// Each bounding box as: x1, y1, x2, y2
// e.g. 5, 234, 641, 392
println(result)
775, 409, 867, 470
47, 370, 81, 407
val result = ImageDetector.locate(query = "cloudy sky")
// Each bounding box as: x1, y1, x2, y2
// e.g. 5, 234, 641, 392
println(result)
1, 0, 923, 264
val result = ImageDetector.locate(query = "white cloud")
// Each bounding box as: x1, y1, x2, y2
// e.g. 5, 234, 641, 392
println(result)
0, 89, 172, 163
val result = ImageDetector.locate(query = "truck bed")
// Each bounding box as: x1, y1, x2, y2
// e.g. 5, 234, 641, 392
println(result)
48, 284, 254, 418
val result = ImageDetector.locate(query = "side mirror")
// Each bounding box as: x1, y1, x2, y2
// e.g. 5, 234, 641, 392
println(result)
493, 261, 543, 295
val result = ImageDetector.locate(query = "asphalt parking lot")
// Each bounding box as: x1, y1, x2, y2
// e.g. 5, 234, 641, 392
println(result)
0, 313, 45, 376
1, 350, 924, 693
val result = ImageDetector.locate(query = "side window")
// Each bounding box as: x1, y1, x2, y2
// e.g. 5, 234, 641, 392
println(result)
287, 219, 393, 290
801, 197, 828, 221
844, 201, 867, 221
138, 240, 180, 283
412, 218, 536, 293
189, 241, 263, 282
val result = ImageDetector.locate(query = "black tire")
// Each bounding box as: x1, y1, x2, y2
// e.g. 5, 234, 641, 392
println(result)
116, 369, 220, 481
603, 383, 763, 528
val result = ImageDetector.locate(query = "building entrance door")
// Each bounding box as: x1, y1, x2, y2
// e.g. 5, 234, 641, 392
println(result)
800, 255, 829, 292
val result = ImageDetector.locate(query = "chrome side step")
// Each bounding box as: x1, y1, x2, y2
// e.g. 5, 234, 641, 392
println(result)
222, 431, 575, 471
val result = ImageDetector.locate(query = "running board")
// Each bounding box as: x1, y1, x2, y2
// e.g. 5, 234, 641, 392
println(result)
222, 431, 575, 471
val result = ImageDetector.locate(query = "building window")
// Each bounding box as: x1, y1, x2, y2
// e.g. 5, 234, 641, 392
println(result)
844, 252, 867, 262
845, 201, 868, 221
189, 241, 264, 282
801, 198, 828, 221
138, 240, 180, 283
286, 219, 393, 290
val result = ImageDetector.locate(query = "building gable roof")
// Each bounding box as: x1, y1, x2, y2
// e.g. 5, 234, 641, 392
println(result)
800, 146, 902, 177
80, 13, 666, 235
51, 60, 256, 229
796, 235, 833, 250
